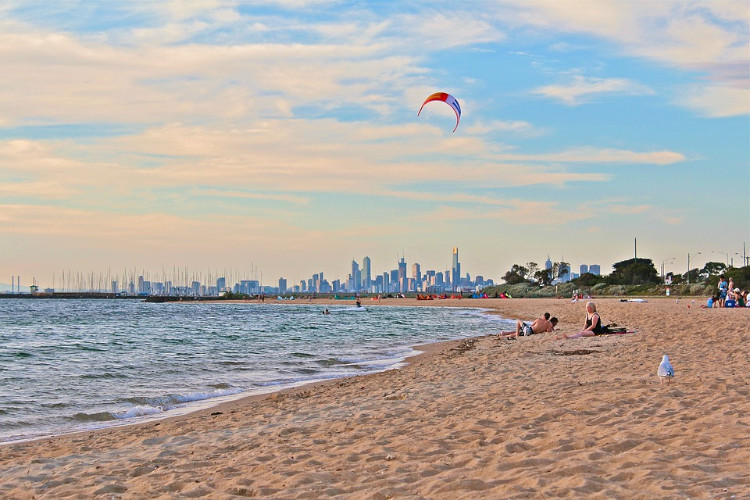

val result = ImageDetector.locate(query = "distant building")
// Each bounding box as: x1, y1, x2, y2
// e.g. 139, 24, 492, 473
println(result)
580, 264, 588, 276
589, 264, 601, 275
559, 264, 571, 282
362, 257, 371, 291
217, 277, 226, 292
452, 248, 460, 291
278, 278, 287, 293
545, 256, 552, 270
351, 260, 361, 292
398, 257, 407, 293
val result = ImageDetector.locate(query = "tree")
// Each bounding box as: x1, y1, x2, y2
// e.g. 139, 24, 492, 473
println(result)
701, 261, 726, 279
534, 268, 553, 287
502, 264, 529, 285
683, 268, 702, 284
526, 262, 539, 280
608, 258, 660, 285
556, 261, 571, 281
575, 272, 604, 287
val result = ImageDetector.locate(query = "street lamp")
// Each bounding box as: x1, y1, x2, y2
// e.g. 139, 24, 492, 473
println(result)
687, 252, 701, 284
712, 251, 729, 267
661, 258, 675, 281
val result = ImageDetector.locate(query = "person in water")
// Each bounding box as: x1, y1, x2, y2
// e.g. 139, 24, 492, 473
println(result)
555, 301, 603, 340
355, 299, 362, 308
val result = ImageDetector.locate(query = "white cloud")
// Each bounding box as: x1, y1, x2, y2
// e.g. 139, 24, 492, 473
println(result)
497, 0, 749, 117
493, 147, 685, 165
533, 76, 654, 105
678, 83, 750, 118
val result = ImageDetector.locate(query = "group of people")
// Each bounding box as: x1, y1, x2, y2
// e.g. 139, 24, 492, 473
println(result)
706, 276, 748, 308
499, 301, 609, 340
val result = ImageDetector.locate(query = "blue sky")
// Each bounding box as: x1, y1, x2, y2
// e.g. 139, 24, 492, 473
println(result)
1, 0, 748, 288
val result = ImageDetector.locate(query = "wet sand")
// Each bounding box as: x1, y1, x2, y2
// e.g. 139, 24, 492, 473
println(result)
1, 297, 748, 498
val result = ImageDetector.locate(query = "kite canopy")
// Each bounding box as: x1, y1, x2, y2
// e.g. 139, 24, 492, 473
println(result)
417, 92, 462, 132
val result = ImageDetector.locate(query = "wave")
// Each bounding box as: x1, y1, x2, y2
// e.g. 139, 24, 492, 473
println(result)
126, 386, 245, 410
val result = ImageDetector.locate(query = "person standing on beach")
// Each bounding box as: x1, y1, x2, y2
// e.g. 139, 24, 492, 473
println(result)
555, 301, 603, 340
718, 276, 729, 307
499, 313, 557, 338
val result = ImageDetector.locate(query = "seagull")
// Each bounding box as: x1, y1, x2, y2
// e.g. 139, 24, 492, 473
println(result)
657, 354, 674, 384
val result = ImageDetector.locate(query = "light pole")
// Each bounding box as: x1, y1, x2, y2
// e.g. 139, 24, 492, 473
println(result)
712, 251, 729, 267
661, 258, 675, 281
687, 252, 701, 284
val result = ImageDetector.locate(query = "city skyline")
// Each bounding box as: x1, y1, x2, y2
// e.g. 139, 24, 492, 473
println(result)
1, 2, 748, 287
7, 242, 749, 294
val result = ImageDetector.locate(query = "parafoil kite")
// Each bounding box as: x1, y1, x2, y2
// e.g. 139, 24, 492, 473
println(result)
417, 92, 461, 132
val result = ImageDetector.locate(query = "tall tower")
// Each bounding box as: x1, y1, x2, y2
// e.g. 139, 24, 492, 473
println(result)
351, 260, 360, 292
451, 247, 460, 291
412, 263, 421, 291
398, 256, 407, 293
362, 256, 371, 292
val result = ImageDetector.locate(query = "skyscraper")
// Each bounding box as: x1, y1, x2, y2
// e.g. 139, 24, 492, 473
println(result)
451, 247, 460, 291
278, 278, 287, 293
580, 264, 588, 276
412, 263, 421, 285
590, 264, 601, 275
351, 260, 361, 292
362, 256, 371, 291
398, 257, 407, 293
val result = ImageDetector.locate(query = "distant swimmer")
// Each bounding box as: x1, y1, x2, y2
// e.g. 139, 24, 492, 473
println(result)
356, 299, 362, 308
323, 308, 330, 315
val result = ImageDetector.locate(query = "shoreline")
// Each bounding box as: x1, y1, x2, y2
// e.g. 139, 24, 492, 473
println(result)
0, 300, 504, 447
2, 298, 748, 498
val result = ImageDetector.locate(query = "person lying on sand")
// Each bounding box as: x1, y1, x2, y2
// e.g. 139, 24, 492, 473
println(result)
499, 313, 558, 338
555, 301, 602, 340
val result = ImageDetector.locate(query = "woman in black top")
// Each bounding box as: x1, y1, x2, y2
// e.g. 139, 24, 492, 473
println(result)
555, 301, 603, 340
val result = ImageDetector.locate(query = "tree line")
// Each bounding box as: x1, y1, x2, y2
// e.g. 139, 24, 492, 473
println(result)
502, 258, 749, 290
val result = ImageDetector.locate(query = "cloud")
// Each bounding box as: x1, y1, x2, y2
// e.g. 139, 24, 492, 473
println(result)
677, 83, 749, 118
412, 199, 593, 226
493, 147, 685, 165
532, 76, 654, 105
498, 0, 749, 117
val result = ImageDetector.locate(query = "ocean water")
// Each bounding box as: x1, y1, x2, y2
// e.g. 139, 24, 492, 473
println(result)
0, 299, 511, 443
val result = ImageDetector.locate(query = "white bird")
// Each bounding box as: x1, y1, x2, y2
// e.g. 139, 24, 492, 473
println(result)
657, 354, 674, 384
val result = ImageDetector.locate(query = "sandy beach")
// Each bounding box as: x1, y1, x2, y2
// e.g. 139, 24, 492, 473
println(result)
1, 297, 748, 499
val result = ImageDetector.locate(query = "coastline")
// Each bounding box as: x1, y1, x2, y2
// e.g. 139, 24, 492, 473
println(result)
1, 298, 748, 498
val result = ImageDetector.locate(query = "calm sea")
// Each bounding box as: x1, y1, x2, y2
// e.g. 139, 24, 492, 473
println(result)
0, 299, 510, 443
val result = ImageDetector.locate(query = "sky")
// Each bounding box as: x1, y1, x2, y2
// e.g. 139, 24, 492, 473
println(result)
1, 0, 749, 289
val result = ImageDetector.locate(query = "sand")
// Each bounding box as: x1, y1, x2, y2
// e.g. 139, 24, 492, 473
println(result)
1, 297, 748, 499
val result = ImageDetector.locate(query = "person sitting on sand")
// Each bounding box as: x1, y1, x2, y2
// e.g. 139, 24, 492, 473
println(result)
739, 290, 748, 308
499, 313, 558, 338
703, 296, 718, 308
555, 301, 603, 340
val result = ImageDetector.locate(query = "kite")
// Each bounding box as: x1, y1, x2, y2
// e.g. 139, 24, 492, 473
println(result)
417, 92, 462, 132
